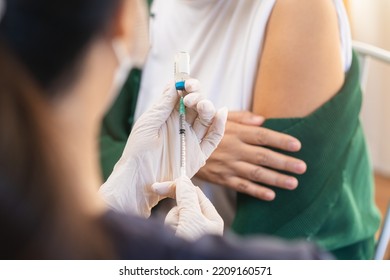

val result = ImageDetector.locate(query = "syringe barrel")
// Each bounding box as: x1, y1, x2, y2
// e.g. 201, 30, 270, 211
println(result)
175, 52, 190, 92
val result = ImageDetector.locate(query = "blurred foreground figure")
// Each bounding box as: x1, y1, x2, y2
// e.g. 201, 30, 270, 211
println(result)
0, 0, 331, 259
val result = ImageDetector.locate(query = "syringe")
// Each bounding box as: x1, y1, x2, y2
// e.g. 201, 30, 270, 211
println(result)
174, 52, 190, 177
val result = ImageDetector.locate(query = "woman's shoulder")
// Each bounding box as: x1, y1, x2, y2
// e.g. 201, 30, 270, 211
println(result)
100, 210, 183, 259
252, 0, 347, 118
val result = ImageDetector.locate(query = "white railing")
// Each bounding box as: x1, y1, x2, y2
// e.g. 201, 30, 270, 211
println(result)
353, 40, 390, 90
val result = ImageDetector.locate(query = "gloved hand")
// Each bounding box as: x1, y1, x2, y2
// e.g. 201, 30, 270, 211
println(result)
153, 176, 224, 241
99, 79, 228, 218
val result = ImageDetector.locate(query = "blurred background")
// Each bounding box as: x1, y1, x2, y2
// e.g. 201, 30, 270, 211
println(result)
345, 0, 390, 258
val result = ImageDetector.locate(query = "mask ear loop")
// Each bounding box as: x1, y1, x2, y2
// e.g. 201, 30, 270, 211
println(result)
112, 39, 133, 68
111, 39, 133, 82
104, 39, 133, 110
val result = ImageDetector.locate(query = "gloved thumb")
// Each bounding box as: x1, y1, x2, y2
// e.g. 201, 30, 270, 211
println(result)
165, 206, 180, 232
151, 181, 176, 198
196, 187, 224, 227
175, 176, 224, 238
175, 176, 202, 213
136, 83, 179, 131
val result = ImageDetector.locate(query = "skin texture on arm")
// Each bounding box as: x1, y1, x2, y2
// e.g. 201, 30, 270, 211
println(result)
252, 0, 345, 118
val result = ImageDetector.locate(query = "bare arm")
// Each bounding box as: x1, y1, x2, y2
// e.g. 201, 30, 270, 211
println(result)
197, 0, 346, 200
252, 0, 345, 118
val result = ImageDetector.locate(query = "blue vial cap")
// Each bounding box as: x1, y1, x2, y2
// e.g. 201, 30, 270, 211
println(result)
175, 81, 186, 91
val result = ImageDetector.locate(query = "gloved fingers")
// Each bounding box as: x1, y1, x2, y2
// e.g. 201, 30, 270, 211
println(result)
165, 206, 180, 232
183, 92, 205, 125
195, 187, 223, 225
151, 181, 176, 199
183, 92, 205, 108
182, 79, 203, 124
192, 100, 216, 140
184, 78, 201, 94
135, 82, 179, 131
175, 176, 202, 213
200, 107, 228, 158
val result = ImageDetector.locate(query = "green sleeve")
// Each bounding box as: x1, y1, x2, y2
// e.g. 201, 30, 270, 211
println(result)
232, 52, 381, 259
99, 69, 142, 180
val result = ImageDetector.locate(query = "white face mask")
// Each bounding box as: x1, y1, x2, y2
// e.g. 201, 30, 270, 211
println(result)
105, 0, 149, 111
106, 39, 134, 109
129, 0, 150, 69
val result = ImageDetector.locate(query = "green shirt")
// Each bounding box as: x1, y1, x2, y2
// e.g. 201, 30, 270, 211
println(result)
99, 69, 141, 180
232, 52, 381, 260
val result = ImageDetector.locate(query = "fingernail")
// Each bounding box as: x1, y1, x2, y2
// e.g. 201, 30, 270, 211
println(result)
184, 79, 199, 92
251, 115, 265, 124
285, 177, 298, 189
218, 107, 229, 119
288, 141, 301, 151
294, 162, 307, 173
183, 94, 196, 106
198, 102, 216, 121
152, 182, 174, 195
265, 192, 275, 201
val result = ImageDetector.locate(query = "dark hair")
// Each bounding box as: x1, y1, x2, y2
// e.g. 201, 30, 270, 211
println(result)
0, 0, 120, 94
0, 0, 122, 259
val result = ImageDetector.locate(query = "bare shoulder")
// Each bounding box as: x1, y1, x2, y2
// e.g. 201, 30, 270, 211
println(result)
252, 0, 345, 118
271, 0, 342, 39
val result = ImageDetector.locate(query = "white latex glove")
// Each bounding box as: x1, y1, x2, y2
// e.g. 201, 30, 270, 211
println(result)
153, 176, 224, 241
99, 79, 228, 218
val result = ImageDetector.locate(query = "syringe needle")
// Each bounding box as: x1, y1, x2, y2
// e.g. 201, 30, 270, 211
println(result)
179, 97, 186, 176
174, 52, 190, 177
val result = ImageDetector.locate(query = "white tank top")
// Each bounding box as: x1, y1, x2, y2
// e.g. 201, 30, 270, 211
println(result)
135, 0, 353, 226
